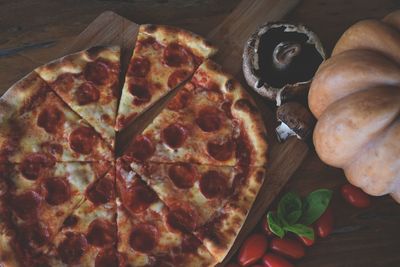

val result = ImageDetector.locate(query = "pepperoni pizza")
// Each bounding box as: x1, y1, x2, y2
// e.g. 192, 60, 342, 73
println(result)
125, 60, 267, 167
35, 46, 120, 148
0, 72, 113, 162
0, 24, 268, 267
115, 24, 217, 131
116, 158, 216, 267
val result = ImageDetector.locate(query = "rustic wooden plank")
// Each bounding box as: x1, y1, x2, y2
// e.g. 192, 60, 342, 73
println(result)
0, 0, 240, 91
208, 0, 300, 74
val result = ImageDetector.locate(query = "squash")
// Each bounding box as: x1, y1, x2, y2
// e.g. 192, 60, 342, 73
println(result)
308, 10, 400, 202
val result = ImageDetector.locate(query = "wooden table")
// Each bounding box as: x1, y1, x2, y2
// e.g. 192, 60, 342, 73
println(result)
1, 1, 399, 266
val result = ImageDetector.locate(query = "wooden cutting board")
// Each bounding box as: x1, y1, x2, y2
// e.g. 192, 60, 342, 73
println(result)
65, 0, 304, 265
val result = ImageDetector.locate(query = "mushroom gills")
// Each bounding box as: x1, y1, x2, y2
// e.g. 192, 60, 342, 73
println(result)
257, 26, 324, 88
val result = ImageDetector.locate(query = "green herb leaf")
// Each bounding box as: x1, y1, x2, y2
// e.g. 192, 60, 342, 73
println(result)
300, 189, 333, 225
284, 224, 315, 240
267, 212, 285, 238
277, 192, 302, 225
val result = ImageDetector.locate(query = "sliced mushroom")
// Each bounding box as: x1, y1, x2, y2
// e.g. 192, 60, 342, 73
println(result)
276, 102, 316, 142
243, 22, 326, 105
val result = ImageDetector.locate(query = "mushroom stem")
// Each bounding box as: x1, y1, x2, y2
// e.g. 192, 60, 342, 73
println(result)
272, 42, 302, 70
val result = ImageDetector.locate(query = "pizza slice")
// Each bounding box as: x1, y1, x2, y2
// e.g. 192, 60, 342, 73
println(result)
124, 60, 267, 167
130, 161, 266, 262
115, 24, 217, 131
43, 167, 118, 267
35, 46, 120, 148
0, 161, 111, 266
116, 158, 216, 267
0, 72, 113, 163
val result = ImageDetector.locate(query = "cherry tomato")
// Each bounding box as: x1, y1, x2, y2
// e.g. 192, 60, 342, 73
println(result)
238, 233, 268, 266
341, 183, 372, 208
270, 237, 305, 260
314, 206, 334, 238
226, 263, 240, 267
263, 253, 294, 267
298, 235, 315, 246
261, 216, 275, 237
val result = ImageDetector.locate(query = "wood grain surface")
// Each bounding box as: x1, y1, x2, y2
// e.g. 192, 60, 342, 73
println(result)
1, 0, 400, 266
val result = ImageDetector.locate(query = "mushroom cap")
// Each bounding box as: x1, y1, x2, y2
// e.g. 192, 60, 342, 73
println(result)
243, 22, 326, 104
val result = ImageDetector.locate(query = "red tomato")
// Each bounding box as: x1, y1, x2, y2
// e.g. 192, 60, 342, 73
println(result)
341, 184, 372, 208
263, 253, 294, 267
298, 235, 315, 246
261, 216, 275, 237
238, 234, 268, 266
314, 206, 334, 238
226, 263, 241, 267
270, 237, 305, 260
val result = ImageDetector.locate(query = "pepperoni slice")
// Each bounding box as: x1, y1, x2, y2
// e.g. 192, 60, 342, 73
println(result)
69, 126, 96, 155
87, 219, 116, 247
58, 232, 88, 264
84, 60, 110, 85
95, 249, 119, 267
75, 82, 100, 105
11, 190, 42, 220
128, 78, 151, 105
20, 153, 56, 180
181, 235, 201, 253
163, 43, 190, 67
125, 183, 158, 214
161, 124, 187, 149
167, 89, 192, 111
129, 224, 159, 253
42, 177, 71, 205
167, 206, 197, 232
221, 101, 233, 119
53, 73, 75, 93
86, 177, 115, 205
168, 163, 197, 189
126, 135, 155, 162
63, 215, 79, 227
37, 106, 65, 134
129, 57, 150, 77
207, 138, 234, 161
195, 106, 222, 132
200, 171, 228, 199
20, 223, 50, 250
167, 69, 191, 89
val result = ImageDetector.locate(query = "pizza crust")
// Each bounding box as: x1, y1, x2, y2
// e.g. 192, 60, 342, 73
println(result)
194, 166, 266, 262
140, 24, 218, 59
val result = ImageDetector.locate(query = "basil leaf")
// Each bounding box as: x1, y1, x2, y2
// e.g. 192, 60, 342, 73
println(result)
277, 192, 302, 225
300, 189, 333, 225
267, 212, 285, 238
284, 224, 315, 240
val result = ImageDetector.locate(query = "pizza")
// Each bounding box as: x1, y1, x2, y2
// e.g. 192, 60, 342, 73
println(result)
115, 24, 217, 131
124, 60, 267, 167
0, 160, 112, 266
35, 46, 120, 148
130, 161, 266, 261
116, 158, 216, 267
0, 72, 113, 163
0, 24, 268, 267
